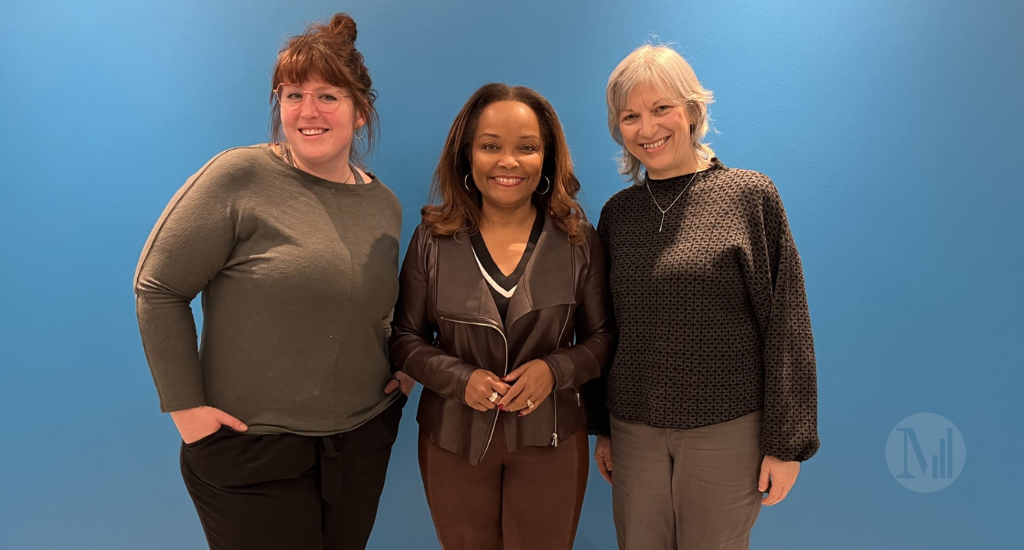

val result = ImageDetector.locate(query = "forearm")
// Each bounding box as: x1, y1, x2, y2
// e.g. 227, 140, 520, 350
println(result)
135, 293, 207, 412
541, 332, 612, 391
389, 334, 476, 402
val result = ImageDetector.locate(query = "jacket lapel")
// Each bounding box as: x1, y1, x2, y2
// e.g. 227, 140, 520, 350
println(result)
505, 214, 576, 331
435, 232, 503, 325
435, 216, 577, 331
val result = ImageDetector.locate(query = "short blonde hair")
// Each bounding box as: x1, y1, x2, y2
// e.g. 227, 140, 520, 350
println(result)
606, 45, 714, 184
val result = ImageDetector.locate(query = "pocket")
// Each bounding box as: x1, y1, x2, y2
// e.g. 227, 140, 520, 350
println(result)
182, 430, 315, 487
184, 425, 228, 448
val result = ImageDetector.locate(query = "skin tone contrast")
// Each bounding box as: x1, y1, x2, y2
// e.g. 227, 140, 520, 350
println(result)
462, 100, 555, 416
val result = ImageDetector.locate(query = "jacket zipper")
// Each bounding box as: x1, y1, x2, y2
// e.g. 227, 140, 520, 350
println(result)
439, 315, 509, 462
550, 306, 573, 447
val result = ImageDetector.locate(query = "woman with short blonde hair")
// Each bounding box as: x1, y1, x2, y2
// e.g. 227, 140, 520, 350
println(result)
586, 44, 820, 550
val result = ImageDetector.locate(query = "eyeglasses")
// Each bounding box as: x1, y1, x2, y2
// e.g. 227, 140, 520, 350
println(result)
274, 84, 351, 113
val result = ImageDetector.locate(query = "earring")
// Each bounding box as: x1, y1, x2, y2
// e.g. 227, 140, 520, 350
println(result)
464, 174, 473, 191
535, 176, 551, 195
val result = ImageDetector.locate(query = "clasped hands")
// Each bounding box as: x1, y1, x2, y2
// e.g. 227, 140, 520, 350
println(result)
464, 359, 554, 416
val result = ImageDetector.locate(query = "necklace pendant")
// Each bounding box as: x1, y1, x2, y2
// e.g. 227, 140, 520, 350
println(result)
659, 213, 665, 232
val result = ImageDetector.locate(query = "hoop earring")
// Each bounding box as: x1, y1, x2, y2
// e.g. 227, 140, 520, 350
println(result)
464, 174, 473, 192
536, 176, 551, 195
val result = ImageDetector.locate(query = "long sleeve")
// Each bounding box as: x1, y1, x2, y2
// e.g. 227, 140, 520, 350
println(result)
133, 156, 237, 413
541, 225, 616, 393
752, 182, 819, 462
389, 225, 478, 403
581, 217, 614, 436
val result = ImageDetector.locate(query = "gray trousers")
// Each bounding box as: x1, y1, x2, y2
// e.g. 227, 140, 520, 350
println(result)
610, 410, 764, 550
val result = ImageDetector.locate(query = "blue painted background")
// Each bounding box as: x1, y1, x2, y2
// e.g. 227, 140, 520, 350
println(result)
2, 0, 1021, 548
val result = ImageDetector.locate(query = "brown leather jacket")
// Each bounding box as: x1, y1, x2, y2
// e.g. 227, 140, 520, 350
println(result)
389, 216, 615, 465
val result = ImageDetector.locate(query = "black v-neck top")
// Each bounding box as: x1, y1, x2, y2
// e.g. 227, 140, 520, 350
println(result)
469, 209, 545, 324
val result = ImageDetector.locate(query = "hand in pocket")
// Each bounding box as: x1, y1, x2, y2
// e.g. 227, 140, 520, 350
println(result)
171, 406, 248, 444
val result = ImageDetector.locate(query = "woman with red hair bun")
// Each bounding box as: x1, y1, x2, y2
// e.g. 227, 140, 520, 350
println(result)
135, 13, 409, 549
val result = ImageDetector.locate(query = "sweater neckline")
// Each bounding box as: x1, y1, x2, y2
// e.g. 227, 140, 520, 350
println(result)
645, 157, 725, 187
260, 143, 381, 192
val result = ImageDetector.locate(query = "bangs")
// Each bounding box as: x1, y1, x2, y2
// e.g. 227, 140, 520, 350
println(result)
605, 44, 715, 184
273, 45, 347, 89
609, 51, 689, 116
266, 13, 378, 165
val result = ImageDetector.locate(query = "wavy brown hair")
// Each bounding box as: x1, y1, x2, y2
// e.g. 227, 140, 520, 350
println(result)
269, 13, 379, 167
422, 83, 587, 244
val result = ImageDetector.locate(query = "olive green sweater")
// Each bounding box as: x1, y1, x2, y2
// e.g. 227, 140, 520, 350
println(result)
134, 144, 401, 435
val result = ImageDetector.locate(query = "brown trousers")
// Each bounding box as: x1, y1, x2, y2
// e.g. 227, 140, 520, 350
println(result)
610, 410, 764, 550
419, 422, 589, 550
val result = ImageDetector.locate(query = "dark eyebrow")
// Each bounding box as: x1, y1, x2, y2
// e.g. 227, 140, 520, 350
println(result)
478, 133, 541, 140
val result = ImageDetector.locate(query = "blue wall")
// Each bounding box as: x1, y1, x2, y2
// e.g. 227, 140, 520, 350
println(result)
2, 0, 1021, 548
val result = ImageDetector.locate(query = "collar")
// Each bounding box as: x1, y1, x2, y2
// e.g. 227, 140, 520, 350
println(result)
435, 212, 576, 332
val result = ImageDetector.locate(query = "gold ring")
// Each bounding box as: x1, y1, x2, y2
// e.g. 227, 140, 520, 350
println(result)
526, 399, 535, 409
488, 391, 500, 403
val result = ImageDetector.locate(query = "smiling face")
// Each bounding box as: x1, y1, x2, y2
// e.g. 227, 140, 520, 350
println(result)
469, 100, 544, 215
279, 77, 365, 181
618, 82, 699, 179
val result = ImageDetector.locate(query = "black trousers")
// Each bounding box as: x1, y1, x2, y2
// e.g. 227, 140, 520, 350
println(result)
180, 395, 405, 550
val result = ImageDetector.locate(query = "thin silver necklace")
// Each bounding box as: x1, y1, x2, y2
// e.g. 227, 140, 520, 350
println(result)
645, 170, 699, 232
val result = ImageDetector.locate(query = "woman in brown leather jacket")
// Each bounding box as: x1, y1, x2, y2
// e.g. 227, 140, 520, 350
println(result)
389, 83, 615, 550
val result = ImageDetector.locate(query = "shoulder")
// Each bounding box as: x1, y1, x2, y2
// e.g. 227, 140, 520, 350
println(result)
186, 144, 274, 193
598, 183, 645, 227
601, 183, 644, 214
566, 219, 598, 246
705, 165, 790, 225
708, 165, 779, 201
406, 222, 447, 266
577, 220, 599, 243
204, 144, 272, 174
410, 222, 447, 248
368, 176, 402, 210
578, 221, 604, 260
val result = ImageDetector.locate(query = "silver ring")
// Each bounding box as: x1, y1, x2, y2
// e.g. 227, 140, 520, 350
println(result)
488, 391, 500, 403
526, 399, 535, 409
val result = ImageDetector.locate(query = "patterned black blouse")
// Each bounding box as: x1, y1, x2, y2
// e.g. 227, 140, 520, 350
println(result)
585, 159, 819, 462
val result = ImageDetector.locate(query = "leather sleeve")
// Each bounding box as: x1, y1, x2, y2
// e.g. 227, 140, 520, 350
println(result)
580, 217, 614, 436
541, 225, 617, 394
389, 225, 478, 403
